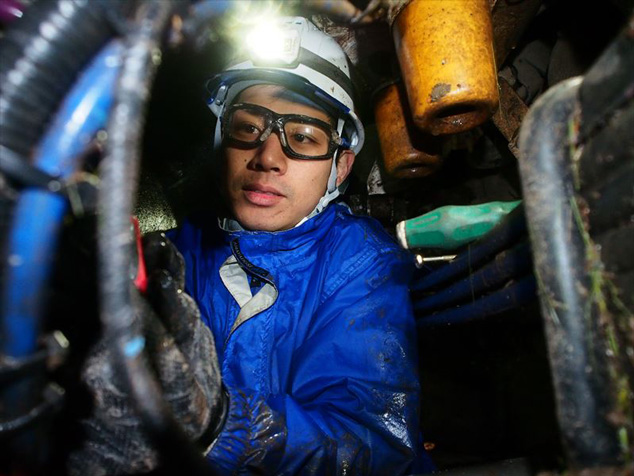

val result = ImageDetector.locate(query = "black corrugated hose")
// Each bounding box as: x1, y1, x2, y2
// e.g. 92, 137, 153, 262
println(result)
0, 0, 118, 158
0, 1, 119, 471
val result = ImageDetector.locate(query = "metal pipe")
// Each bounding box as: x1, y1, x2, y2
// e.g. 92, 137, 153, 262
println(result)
416, 274, 537, 329
412, 206, 527, 293
518, 77, 623, 468
414, 241, 533, 315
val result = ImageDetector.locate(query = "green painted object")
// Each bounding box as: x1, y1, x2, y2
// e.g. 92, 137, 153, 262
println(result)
396, 200, 522, 250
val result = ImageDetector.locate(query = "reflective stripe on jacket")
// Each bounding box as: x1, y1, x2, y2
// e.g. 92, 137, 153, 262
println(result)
168, 203, 432, 475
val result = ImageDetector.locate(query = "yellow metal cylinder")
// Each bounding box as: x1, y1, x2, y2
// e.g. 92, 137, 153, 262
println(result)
375, 83, 442, 178
393, 0, 499, 136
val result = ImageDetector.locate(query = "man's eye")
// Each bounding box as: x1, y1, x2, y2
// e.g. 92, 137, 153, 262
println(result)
233, 122, 261, 138
286, 123, 329, 154
241, 124, 259, 134
292, 133, 315, 144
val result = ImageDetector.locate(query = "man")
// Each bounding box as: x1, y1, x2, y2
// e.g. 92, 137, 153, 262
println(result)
72, 17, 431, 475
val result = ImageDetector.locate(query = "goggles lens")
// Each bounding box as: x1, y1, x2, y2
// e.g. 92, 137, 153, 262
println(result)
223, 103, 341, 160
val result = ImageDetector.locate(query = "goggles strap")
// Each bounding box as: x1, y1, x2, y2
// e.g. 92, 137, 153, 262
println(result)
327, 117, 346, 193
295, 149, 340, 228
296, 116, 346, 227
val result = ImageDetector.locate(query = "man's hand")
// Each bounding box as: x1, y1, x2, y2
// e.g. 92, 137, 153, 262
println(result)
68, 233, 225, 475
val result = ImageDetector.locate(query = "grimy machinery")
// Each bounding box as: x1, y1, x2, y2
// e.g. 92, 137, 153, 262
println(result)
1, 1, 632, 475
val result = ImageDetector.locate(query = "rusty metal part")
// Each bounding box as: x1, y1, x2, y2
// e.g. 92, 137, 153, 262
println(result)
351, 0, 387, 23
374, 83, 443, 178
487, 0, 543, 155
392, 0, 499, 136
323, 21, 396, 94
491, 0, 544, 67
487, 0, 543, 157
491, 76, 529, 158
301, 0, 369, 23
491, 0, 542, 159
366, 194, 409, 227
365, 0, 409, 26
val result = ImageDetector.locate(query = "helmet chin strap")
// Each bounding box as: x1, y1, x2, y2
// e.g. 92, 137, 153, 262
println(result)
295, 117, 347, 227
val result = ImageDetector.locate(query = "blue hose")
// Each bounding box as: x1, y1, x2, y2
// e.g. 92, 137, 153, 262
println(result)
1, 40, 123, 358
416, 274, 537, 329
414, 241, 533, 315
412, 206, 527, 293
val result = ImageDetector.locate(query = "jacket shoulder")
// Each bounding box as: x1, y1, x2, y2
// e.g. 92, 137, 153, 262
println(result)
320, 205, 413, 299
329, 204, 405, 258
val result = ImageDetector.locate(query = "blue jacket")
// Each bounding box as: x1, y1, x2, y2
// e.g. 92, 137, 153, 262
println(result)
168, 203, 432, 475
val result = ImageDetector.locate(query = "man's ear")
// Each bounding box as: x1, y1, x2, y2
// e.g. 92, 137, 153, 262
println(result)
335, 150, 355, 187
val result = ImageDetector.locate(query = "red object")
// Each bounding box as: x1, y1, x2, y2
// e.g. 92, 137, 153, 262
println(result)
131, 216, 148, 293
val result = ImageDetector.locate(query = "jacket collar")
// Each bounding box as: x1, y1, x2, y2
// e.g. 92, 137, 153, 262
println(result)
219, 203, 339, 257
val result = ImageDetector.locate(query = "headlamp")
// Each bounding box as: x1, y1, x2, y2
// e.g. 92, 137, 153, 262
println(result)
245, 20, 301, 65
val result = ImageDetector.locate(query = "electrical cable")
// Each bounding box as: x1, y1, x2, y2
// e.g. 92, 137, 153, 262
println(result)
414, 241, 533, 315
416, 274, 537, 329
0, 384, 65, 436
97, 2, 219, 474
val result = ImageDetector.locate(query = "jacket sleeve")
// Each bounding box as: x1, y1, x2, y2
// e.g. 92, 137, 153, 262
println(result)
205, 247, 432, 475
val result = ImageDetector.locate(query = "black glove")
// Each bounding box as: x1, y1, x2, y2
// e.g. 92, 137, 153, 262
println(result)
68, 232, 226, 475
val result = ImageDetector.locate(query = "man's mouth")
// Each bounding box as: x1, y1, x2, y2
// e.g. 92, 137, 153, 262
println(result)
242, 183, 285, 206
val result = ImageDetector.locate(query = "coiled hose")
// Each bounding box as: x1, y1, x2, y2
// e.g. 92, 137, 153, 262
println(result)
0, 0, 115, 158
411, 207, 536, 327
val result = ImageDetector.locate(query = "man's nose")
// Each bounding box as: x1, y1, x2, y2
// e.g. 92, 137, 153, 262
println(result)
249, 131, 287, 173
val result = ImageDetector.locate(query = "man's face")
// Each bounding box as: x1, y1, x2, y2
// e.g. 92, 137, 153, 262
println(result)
222, 85, 347, 231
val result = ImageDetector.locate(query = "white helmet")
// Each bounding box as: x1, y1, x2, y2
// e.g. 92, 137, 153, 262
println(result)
206, 17, 364, 219
207, 17, 364, 153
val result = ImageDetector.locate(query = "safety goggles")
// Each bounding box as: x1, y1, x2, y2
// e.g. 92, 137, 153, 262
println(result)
221, 103, 350, 160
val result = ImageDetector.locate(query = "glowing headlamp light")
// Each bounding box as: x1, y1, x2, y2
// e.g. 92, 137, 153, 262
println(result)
245, 21, 301, 65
